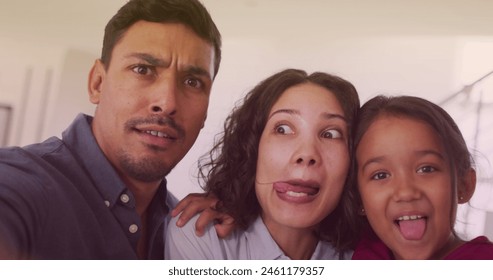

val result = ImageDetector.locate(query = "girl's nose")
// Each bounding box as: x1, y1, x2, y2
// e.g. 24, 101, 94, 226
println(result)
392, 176, 422, 202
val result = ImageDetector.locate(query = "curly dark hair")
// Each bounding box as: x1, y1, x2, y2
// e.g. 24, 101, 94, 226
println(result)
199, 69, 361, 251
101, 0, 221, 78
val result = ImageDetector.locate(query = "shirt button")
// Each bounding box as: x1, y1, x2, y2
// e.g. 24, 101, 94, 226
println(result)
129, 224, 138, 234
120, 194, 130, 204
104, 200, 110, 207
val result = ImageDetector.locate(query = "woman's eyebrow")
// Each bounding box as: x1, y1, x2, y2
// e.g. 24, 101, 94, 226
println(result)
268, 109, 298, 120
322, 112, 347, 123
268, 109, 347, 123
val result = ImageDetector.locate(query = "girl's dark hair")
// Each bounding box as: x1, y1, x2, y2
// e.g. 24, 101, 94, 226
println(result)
101, 0, 221, 78
199, 68, 360, 251
350, 95, 474, 234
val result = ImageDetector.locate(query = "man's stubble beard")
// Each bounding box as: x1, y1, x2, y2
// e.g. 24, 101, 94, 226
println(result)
117, 147, 177, 183
116, 115, 187, 182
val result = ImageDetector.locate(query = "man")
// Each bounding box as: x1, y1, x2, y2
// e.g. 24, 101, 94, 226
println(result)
0, 0, 221, 259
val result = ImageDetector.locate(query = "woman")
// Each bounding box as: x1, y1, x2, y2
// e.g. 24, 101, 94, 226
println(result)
166, 69, 360, 259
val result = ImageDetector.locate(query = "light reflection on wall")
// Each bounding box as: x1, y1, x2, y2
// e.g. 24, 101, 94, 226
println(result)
448, 38, 493, 240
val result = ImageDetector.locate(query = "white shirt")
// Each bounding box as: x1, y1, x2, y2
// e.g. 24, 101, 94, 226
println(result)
165, 215, 352, 260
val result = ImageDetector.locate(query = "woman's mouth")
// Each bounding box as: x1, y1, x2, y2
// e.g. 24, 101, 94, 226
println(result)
273, 180, 320, 203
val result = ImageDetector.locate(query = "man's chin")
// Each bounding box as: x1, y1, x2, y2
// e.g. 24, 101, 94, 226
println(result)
118, 154, 175, 183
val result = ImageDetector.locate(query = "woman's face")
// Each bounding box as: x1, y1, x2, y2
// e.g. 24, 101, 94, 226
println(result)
255, 82, 350, 234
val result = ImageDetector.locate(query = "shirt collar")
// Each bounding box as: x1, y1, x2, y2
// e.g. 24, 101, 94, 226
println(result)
244, 216, 287, 259
244, 216, 344, 260
61, 114, 131, 208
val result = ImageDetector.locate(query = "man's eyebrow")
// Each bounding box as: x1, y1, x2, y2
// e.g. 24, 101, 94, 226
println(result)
125, 52, 168, 67
184, 65, 212, 81
124, 52, 212, 80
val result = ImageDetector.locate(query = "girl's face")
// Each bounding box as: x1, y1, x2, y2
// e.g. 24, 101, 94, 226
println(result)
356, 115, 456, 259
255, 83, 349, 234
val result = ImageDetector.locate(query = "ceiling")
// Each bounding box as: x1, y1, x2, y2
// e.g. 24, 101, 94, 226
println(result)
2, 0, 493, 54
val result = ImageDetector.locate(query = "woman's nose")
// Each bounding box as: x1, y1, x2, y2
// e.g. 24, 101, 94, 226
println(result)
293, 138, 321, 167
296, 157, 317, 166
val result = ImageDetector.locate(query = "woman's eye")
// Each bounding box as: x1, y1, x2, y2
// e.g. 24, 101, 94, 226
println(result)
417, 166, 436, 174
371, 172, 389, 180
275, 124, 294, 135
321, 129, 342, 139
132, 65, 152, 75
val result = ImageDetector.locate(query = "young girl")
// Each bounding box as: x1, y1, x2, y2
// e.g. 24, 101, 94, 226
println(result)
351, 95, 493, 259
165, 69, 360, 259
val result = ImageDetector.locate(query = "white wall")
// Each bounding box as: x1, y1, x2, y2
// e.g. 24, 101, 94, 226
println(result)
1, 0, 493, 239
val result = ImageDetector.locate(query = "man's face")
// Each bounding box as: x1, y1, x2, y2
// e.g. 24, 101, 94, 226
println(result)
88, 21, 215, 185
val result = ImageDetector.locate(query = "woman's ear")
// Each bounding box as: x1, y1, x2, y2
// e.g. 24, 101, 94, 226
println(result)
458, 168, 476, 204
88, 59, 105, 105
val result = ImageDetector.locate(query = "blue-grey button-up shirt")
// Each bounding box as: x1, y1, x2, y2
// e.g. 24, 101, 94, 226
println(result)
0, 114, 176, 259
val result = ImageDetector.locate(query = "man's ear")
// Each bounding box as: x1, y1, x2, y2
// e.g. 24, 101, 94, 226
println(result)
88, 59, 105, 105
458, 168, 476, 204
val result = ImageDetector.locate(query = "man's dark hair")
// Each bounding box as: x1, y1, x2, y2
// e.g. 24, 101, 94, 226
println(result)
101, 0, 221, 78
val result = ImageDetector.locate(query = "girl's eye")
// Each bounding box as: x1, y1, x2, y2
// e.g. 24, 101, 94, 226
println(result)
321, 129, 342, 139
275, 124, 294, 135
185, 78, 203, 89
371, 172, 390, 180
132, 65, 153, 75
417, 166, 436, 174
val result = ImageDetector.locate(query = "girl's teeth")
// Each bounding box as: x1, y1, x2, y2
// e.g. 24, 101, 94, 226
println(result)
398, 215, 423, 221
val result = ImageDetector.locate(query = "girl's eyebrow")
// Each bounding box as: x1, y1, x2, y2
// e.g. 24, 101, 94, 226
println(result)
359, 150, 445, 172
268, 109, 347, 123
360, 156, 385, 173
415, 149, 446, 160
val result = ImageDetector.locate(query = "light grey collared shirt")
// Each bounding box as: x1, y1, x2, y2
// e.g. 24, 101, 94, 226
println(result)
166, 214, 352, 260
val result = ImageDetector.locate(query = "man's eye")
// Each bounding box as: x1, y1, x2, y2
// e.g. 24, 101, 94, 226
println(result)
275, 124, 294, 135
185, 78, 203, 89
321, 129, 342, 139
132, 65, 152, 75
371, 172, 389, 180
